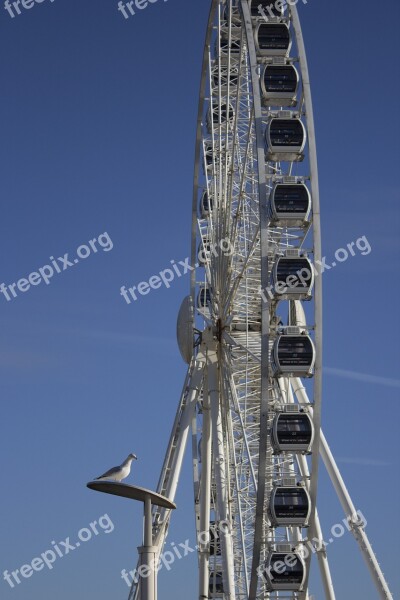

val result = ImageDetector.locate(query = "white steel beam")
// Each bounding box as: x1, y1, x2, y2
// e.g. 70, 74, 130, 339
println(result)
291, 377, 393, 600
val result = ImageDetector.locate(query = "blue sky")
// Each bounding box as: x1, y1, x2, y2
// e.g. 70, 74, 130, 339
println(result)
0, 0, 399, 598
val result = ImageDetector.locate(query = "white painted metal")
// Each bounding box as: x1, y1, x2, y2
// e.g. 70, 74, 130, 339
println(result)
206, 331, 236, 599
128, 360, 205, 600
199, 363, 212, 600
138, 496, 157, 600
128, 2, 392, 599
292, 377, 393, 600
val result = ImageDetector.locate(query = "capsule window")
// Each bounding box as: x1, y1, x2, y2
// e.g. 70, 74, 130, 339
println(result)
273, 413, 314, 452
212, 68, 239, 89
263, 552, 305, 591
266, 118, 306, 162
204, 142, 213, 167
270, 487, 311, 526
256, 24, 291, 56
223, 5, 241, 26
210, 523, 221, 556
220, 37, 241, 55
207, 101, 235, 132
203, 141, 230, 174
263, 65, 297, 93
200, 192, 214, 217
209, 571, 224, 593
270, 119, 304, 147
272, 257, 314, 298
279, 338, 313, 365
272, 334, 315, 377
198, 238, 215, 264
276, 259, 312, 285
197, 288, 212, 309
271, 184, 311, 220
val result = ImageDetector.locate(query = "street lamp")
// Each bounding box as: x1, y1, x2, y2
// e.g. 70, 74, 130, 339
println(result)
87, 480, 176, 600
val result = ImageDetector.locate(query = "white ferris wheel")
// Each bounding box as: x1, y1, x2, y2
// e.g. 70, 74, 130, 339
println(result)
129, 1, 393, 599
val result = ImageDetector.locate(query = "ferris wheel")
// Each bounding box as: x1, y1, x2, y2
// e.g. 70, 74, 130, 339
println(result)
129, 1, 393, 599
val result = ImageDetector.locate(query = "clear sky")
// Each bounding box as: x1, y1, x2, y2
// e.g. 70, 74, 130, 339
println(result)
0, 0, 399, 599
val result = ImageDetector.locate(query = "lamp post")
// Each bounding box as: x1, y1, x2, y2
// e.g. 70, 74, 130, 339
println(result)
87, 481, 176, 600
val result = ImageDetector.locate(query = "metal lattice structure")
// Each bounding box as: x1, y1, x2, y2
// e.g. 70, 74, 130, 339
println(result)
129, 2, 393, 599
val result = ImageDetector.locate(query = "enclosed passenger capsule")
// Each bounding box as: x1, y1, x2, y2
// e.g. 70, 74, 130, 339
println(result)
207, 100, 235, 132
223, 5, 242, 27
261, 65, 299, 107
263, 547, 306, 591
255, 23, 291, 56
271, 255, 314, 299
250, 0, 285, 18
200, 191, 214, 218
219, 36, 241, 63
209, 570, 224, 594
209, 522, 221, 556
203, 140, 229, 173
212, 66, 239, 92
269, 485, 311, 526
268, 183, 311, 226
203, 141, 214, 172
272, 410, 314, 453
198, 237, 215, 265
271, 332, 315, 377
197, 287, 212, 310
266, 117, 306, 162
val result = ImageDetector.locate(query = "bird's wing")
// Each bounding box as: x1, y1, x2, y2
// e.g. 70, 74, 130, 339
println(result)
95, 465, 121, 479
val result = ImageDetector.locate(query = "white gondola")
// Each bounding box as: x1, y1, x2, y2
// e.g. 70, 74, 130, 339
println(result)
198, 237, 215, 265
209, 570, 224, 594
255, 23, 291, 56
219, 33, 241, 65
271, 253, 314, 300
268, 182, 311, 226
261, 64, 299, 107
223, 4, 242, 27
263, 545, 306, 591
199, 191, 214, 218
271, 330, 315, 377
250, 0, 285, 20
203, 140, 214, 173
197, 286, 212, 310
203, 140, 230, 174
212, 65, 239, 93
272, 407, 314, 453
269, 483, 311, 527
206, 100, 235, 133
209, 521, 221, 556
265, 114, 306, 161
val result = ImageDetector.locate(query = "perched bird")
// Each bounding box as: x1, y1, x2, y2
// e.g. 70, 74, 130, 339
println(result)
94, 453, 138, 482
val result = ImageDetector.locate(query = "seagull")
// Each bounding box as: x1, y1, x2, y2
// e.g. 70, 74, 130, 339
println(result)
94, 453, 138, 482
